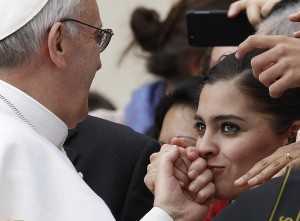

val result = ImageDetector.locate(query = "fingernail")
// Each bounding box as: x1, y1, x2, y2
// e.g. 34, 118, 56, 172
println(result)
235, 51, 241, 59
248, 177, 258, 186
188, 170, 197, 179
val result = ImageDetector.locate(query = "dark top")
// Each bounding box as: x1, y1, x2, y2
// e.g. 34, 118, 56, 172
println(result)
214, 169, 300, 221
64, 116, 160, 221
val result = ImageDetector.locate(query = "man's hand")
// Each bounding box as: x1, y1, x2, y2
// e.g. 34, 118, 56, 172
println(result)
228, 0, 282, 26
151, 145, 209, 221
236, 35, 300, 97
145, 145, 191, 194
234, 142, 300, 187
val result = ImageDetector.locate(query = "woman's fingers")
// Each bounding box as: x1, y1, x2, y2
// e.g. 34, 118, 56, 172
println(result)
188, 169, 213, 193
194, 182, 216, 204
188, 157, 207, 179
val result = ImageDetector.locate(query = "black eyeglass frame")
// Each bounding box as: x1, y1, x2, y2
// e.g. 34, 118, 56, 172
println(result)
60, 18, 113, 52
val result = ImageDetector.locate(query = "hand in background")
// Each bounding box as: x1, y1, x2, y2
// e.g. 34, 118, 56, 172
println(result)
236, 35, 300, 97
234, 141, 300, 187
228, 0, 282, 26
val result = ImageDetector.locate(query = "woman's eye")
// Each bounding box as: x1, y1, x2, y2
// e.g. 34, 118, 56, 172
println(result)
194, 121, 206, 135
221, 122, 240, 135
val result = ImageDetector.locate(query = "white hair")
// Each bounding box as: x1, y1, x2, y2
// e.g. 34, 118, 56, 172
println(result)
0, 0, 81, 68
257, 1, 300, 36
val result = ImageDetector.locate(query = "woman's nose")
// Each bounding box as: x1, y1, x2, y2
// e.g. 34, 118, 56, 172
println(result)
196, 134, 219, 159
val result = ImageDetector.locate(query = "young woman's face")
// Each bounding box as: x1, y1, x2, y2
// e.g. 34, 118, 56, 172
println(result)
195, 80, 288, 199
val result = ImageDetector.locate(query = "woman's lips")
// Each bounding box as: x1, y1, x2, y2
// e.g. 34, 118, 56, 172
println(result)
208, 165, 226, 175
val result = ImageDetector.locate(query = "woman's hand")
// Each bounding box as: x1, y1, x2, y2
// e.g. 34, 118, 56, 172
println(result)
228, 0, 282, 26
234, 142, 300, 187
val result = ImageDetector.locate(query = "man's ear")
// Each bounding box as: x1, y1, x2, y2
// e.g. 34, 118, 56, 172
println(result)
48, 22, 67, 68
287, 121, 300, 143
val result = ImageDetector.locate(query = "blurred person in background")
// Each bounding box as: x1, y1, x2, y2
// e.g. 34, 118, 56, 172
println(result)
122, 0, 235, 134
149, 77, 201, 143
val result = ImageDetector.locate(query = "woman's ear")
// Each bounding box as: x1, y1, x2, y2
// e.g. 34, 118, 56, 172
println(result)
47, 22, 67, 68
287, 121, 300, 143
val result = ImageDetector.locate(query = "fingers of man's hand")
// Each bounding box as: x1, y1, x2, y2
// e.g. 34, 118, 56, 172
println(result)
145, 164, 156, 193
236, 35, 284, 59
257, 62, 285, 87
174, 167, 190, 187
188, 169, 213, 193
188, 158, 207, 179
246, 4, 262, 26
261, 0, 282, 17
269, 73, 294, 98
194, 182, 216, 204
250, 44, 283, 78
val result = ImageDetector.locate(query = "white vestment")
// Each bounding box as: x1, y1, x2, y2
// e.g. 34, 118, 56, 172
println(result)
0, 80, 172, 221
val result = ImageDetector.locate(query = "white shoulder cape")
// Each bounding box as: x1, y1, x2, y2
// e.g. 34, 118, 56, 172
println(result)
0, 112, 115, 221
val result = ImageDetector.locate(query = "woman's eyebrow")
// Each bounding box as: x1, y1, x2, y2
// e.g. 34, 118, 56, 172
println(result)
214, 115, 246, 122
195, 114, 245, 122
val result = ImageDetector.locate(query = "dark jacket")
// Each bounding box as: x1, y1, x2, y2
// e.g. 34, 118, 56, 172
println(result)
64, 116, 160, 221
214, 169, 300, 221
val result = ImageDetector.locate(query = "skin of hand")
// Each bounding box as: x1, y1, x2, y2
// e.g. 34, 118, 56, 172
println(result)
234, 141, 300, 187
235, 35, 300, 98
289, 10, 300, 37
152, 145, 209, 221
145, 145, 191, 194
145, 142, 215, 204
228, 0, 282, 26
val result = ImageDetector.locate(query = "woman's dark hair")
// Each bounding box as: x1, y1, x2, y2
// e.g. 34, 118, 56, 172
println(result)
149, 76, 203, 139
122, 0, 235, 80
204, 50, 300, 134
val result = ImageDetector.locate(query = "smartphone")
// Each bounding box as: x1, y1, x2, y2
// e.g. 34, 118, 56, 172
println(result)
186, 10, 255, 47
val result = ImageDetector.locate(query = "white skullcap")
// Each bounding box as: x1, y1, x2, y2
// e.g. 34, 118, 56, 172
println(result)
0, 0, 49, 40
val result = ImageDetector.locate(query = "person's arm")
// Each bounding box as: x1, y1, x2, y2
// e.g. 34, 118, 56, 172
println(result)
140, 207, 174, 221
234, 141, 300, 187
228, 0, 282, 26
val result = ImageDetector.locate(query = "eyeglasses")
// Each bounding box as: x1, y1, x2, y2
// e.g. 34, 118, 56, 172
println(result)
60, 18, 113, 52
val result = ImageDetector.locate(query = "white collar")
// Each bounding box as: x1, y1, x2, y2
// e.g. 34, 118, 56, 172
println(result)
0, 80, 68, 148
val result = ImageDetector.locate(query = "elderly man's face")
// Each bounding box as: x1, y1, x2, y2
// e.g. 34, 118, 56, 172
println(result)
65, 0, 103, 124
